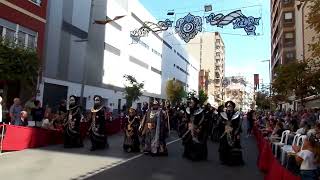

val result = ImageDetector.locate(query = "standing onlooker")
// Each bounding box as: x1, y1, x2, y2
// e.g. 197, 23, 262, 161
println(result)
24, 96, 36, 121
9, 98, 23, 125
31, 100, 45, 127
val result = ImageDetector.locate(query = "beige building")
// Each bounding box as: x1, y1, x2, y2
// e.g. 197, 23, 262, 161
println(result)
186, 32, 225, 106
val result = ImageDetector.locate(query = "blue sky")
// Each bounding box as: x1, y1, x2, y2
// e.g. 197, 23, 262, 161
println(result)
139, 0, 271, 87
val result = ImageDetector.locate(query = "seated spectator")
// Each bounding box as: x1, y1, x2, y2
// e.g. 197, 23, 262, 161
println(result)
271, 122, 284, 138
17, 111, 28, 127
297, 122, 310, 135
293, 135, 320, 180
42, 108, 55, 130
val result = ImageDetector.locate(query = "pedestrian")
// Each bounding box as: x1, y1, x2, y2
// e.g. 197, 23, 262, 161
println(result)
89, 95, 109, 151
140, 100, 168, 156
123, 107, 140, 153
218, 101, 244, 166
9, 98, 23, 125
64, 95, 83, 148
181, 97, 209, 161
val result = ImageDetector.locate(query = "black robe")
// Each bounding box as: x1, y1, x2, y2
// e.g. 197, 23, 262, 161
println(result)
89, 106, 108, 150
123, 115, 140, 152
218, 111, 244, 165
181, 107, 209, 161
64, 106, 83, 148
140, 109, 168, 156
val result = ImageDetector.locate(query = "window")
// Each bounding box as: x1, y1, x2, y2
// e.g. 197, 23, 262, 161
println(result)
285, 51, 295, 59
27, 34, 36, 48
283, 0, 292, 4
284, 12, 293, 22
284, 32, 294, 47
18, 31, 26, 47
216, 52, 220, 56
5, 28, 15, 42
216, 39, 221, 43
29, 0, 41, 5
216, 46, 220, 50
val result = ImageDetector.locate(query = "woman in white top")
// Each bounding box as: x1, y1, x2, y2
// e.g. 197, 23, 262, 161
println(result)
293, 135, 319, 180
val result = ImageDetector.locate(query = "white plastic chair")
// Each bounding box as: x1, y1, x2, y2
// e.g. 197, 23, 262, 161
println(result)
272, 130, 290, 157
280, 133, 300, 165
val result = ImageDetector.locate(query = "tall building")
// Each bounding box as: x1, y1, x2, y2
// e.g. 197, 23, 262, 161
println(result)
40, 0, 199, 111
271, 0, 296, 78
0, 0, 48, 102
223, 76, 247, 110
186, 32, 225, 106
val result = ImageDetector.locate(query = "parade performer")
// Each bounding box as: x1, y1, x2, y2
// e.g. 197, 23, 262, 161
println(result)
89, 95, 108, 151
123, 108, 141, 153
218, 101, 244, 166
140, 100, 168, 156
64, 95, 83, 148
181, 97, 209, 161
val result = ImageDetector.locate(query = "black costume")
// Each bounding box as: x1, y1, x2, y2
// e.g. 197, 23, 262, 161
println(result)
181, 98, 209, 161
89, 95, 108, 151
64, 95, 83, 148
140, 101, 169, 156
218, 101, 244, 166
123, 108, 141, 153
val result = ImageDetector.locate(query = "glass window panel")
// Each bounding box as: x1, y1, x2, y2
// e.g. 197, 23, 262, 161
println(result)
284, 12, 293, 20
285, 33, 294, 39
18, 31, 26, 47
5, 28, 15, 43
27, 35, 36, 48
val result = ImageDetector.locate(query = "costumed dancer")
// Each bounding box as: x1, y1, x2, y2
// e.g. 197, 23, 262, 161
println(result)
218, 101, 244, 166
64, 95, 83, 148
139, 100, 169, 156
89, 95, 109, 151
181, 97, 209, 161
123, 108, 141, 153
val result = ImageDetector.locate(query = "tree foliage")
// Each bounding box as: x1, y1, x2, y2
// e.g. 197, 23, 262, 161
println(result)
0, 39, 39, 88
272, 61, 320, 106
198, 89, 208, 105
123, 75, 144, 108
307, 0, 320, 60
166, 79, 186, 105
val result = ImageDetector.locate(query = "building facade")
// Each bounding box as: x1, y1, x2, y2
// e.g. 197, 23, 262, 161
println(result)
0, 0, 48, 103
40, 0, 199, 112
271, 0, 297, 78
186, 32, 225, 106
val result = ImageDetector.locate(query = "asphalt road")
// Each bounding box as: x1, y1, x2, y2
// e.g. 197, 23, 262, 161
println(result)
86, 134, 263, 180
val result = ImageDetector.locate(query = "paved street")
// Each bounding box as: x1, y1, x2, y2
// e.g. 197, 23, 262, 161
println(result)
0, 129, 262, 180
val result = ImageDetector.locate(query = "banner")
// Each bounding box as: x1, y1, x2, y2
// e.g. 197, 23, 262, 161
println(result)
254, 74, 259, 90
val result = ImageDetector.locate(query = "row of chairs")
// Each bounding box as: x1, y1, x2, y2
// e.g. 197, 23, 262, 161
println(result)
272, 130, 307, 166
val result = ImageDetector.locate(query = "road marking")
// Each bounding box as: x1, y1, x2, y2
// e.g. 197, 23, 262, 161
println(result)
74, 138, 181, 180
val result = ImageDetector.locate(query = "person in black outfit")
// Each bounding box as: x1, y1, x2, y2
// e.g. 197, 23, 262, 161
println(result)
89, 95, 109, 151
31, 100, 45, 127
246, 110, 255, 137
64, 95, 83, 148
218, 101, 244, 166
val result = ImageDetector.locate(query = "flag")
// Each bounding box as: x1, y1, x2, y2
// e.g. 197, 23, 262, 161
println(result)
254, 74, 259, 90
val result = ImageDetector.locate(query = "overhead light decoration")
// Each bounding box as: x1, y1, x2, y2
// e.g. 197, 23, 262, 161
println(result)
130, 8, 261, 42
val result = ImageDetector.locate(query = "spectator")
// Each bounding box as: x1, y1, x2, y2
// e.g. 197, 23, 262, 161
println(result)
31, 100, 45, 127
15, 111, 28, 127
42, 107, 55, 130
293, 135, 319, 180
24, 96, 36, 121
9, 98, 23, 125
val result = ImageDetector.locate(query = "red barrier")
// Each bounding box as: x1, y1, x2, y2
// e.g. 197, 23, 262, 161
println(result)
254, 126, 301, 180
1, 125, 63, 151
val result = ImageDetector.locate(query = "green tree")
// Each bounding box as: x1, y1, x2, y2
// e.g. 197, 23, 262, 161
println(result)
0, 39, 39, 87
166, 79, 186, 105
272, 61, 320, 107
198, 89, 208, 105
123, 75, 144, 108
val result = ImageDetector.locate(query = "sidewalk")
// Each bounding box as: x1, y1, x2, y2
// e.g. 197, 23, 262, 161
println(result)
0, 134, 138, 180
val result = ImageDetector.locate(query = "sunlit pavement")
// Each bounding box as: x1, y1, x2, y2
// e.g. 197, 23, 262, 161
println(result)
0, 131, 262, 180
